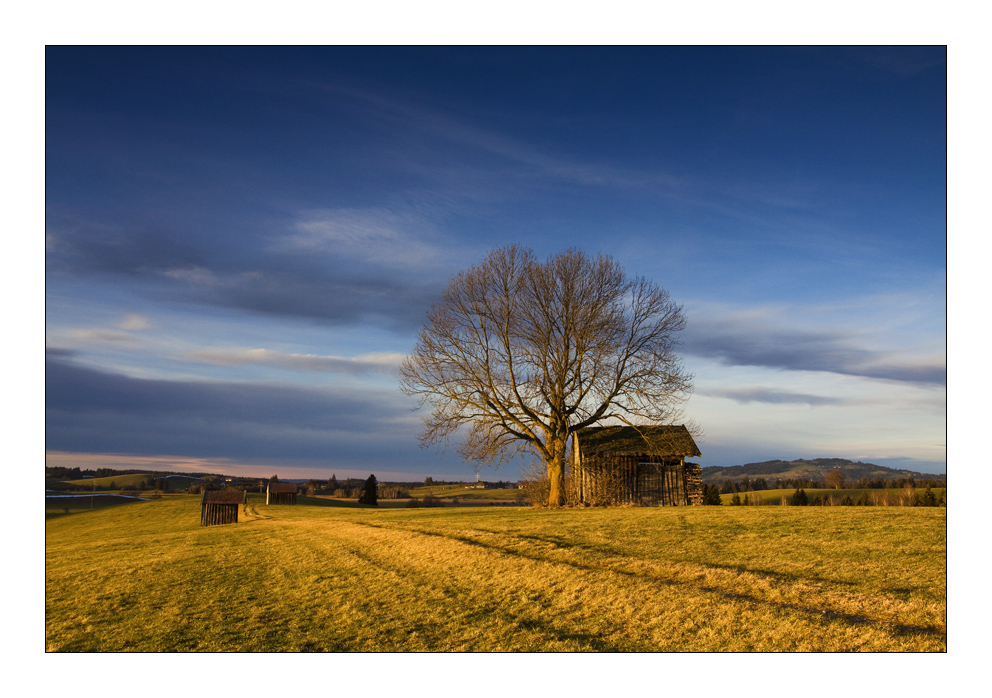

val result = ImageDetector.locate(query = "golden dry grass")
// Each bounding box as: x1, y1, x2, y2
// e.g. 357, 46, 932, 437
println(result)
45, 495, 945, 651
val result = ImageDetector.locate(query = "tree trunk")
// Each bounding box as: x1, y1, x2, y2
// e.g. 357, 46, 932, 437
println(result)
547, 444, 567, 507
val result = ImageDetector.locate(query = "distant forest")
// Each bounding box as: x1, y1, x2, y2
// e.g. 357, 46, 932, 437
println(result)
701, 457, 946, 491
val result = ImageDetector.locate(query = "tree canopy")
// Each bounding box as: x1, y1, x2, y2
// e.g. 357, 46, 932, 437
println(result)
400, 245, 694, 506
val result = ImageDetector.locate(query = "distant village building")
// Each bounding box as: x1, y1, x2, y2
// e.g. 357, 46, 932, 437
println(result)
266, 481, 298, 505
571, 425, 703, 506
201, 489, 246, 526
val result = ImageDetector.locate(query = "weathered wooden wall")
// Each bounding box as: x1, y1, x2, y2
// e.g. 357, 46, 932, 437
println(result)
200, 502, 239, 526
576, 456, 703, 507
267, 492, 296, 505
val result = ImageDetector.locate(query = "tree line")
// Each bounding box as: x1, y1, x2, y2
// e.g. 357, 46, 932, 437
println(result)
702, 484, 945, 507
714, 473, 945, 494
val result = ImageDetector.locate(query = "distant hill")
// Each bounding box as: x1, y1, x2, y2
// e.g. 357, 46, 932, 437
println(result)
701, 458, 945, 484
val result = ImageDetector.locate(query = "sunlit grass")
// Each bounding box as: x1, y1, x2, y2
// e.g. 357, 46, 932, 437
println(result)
46, 495, 945, 651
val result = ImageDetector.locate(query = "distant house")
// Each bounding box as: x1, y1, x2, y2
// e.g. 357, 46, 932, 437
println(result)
201, 489, 246, 526
266, 481, 297, 505
572, 425, 703, 506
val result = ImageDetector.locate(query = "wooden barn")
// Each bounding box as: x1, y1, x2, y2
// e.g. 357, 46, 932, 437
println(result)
200, 489, 246, 526
571, 425, 703, 506
266, 481, 298, 505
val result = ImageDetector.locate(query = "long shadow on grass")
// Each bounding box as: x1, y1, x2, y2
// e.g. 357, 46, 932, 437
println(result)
506, 531, 882, 594
354, 522, 945, 642
337, 536, 625, 651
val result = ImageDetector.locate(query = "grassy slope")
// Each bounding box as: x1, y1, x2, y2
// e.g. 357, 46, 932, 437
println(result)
702, 459, 942, 484
60, 473, 207, 492
46, 495, 945, 652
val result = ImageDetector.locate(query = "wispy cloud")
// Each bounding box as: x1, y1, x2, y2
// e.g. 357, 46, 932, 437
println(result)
301, 79, 688, 196
67, 328, 138, 344
285, 208, 448, 270
119, 313, 151, 330
45, 355, 421, 463
46, 217, 449, 331
684, 303, 946, 387
698, 387, 844, 406
185, 347, 404, 376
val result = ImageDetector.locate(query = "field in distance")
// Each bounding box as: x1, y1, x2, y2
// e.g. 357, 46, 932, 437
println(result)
405, 484, 523, 501
46, 494, 945, 652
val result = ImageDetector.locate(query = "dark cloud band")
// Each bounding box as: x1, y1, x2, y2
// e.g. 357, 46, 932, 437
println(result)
45, 356, 422, 463
685, 324, 945, 386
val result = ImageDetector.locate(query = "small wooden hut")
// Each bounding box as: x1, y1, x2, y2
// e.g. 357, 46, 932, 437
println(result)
200, 489, 246, 526
266, 481, 298, 505
571, 425, 703, 506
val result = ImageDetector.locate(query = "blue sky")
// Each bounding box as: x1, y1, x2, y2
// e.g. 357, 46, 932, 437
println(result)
45, 47, 946, 480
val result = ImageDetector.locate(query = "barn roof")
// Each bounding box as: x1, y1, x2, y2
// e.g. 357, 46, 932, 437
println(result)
268, 482, 297, 494
575, 425, 701, 459
201, 490, 247, 504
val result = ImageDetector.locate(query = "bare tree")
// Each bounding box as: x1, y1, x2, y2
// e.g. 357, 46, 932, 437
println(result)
825, 470, 846, 489
400, 245, 693, 507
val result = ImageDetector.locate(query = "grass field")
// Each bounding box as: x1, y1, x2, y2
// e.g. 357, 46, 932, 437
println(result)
45, 495, 945, 652
406, 484, 524, 501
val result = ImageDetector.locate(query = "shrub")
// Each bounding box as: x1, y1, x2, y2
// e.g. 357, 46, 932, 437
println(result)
872, 490, 891, 506
789, 489, 808, 506
840, 494, 854, 506
730, 492, 741, 506
408, 494, 444, 508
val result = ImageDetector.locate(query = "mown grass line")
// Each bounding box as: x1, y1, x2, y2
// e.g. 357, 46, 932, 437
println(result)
46, 498, 945, 652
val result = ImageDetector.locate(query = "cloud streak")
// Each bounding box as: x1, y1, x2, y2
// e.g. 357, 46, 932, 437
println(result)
698, 387, 845, 406
185, 347, 404, 376
46, 216, 450, 331
685, 317, 945, 387
45, 355, 422, 464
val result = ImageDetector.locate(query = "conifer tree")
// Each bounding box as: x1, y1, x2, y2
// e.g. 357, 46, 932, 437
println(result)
702, 484, 722, 505
358, 474, 378, 506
